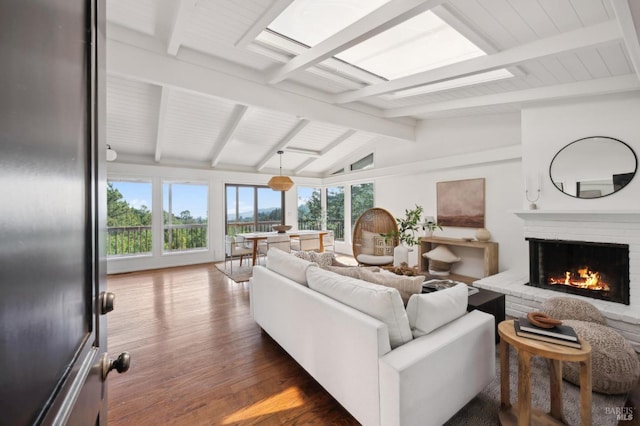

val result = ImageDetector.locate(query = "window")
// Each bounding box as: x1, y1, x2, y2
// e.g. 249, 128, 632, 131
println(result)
226, 185, 284, 234
351, 153, 374, 171
351, 183, 374, 230
261, 1, 513, 95
325, 186, 344, 241
297, 186, 322, 230
163, 182, 208, 252
107, 180, 152, 256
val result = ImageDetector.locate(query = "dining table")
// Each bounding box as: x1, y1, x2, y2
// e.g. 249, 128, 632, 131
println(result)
238, 230, 328, 266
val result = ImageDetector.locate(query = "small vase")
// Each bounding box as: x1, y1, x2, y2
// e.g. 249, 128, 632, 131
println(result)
393, 244, 409, 267
475, 228, 491, 242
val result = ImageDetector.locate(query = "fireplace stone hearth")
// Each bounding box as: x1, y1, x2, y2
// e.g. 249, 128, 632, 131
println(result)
474, 210, 640, 352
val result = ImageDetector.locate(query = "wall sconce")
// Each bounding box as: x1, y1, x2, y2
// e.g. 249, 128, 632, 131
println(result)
106, 144, 117, 162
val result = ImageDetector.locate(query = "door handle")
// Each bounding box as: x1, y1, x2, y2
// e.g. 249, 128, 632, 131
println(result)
102, 352, 130, 379
99, 291, 115, 314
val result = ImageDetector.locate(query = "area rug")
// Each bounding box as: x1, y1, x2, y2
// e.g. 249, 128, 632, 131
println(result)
215, 260, 253, 283
445, 345, 627, 425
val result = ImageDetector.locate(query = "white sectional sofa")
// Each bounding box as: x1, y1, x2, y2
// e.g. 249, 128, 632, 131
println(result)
250, 249, 496, 426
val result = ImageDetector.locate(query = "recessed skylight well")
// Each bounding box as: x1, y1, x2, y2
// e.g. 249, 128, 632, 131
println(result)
263, 0, 513, 97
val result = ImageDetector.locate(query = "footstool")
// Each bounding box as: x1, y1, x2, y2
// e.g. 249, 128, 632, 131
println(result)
541, 297, 640, 395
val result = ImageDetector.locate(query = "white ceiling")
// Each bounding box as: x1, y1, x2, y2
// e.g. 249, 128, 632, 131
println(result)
105, 0, 640, 177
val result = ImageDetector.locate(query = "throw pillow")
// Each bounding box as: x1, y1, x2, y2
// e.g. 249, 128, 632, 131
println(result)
267, 248, 317, 286
306, 266, 413, 349
291, 250, 313, 262
310, 251, 334, 269
360, 230, 378, 255
324, 265, 363, 279
406, 283, 468, 337
358, 269, 425, 306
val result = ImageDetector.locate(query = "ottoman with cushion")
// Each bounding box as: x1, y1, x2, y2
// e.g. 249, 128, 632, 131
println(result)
541, 297, 640, 394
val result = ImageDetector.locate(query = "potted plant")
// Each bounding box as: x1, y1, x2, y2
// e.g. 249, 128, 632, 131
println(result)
396, 205, 424, 247
390, 205, 424, 267
421, 216, 442, 237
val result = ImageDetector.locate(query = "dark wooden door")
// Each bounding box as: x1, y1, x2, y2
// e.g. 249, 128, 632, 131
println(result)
0, 0, 116, 424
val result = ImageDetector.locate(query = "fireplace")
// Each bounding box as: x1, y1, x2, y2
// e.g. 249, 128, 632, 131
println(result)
526, 238, 630, 305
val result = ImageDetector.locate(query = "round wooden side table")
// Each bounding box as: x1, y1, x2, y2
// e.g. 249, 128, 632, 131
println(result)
498, 320, 592, 426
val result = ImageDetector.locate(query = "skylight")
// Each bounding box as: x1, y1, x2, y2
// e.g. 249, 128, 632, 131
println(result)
265, 0, 513, 93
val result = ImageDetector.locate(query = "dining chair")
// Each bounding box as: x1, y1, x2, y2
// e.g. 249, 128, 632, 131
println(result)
322, 230, 335, 253
224, 235, 253, 273
257, 234, 291, 264
291, 233, 320, 252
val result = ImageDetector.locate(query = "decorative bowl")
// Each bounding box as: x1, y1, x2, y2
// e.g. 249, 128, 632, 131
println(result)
272, 224, 292, 233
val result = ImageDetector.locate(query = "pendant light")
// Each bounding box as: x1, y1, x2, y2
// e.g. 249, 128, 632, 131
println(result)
268, 150, 294, 191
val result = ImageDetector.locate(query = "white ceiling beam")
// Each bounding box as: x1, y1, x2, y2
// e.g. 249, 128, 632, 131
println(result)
335, 19, 622, 103
107, 40, 415, 141
211, 104, 249, 168
167, 0, 198, 56
292, 158, 317, 175
256, 120, 310, 171
154, 87, 171, 162
294, 129, 357, 174
383, 74, 640, 117
235, 0, 294, 48
611, 0, 640, 81
267, 0, 448, 84
285, 147, 322, 157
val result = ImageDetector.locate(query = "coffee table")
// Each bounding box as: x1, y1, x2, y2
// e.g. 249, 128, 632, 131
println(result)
497, 320, 592, 425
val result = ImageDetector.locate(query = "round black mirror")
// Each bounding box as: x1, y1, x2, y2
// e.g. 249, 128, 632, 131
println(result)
549, 136, 637, 199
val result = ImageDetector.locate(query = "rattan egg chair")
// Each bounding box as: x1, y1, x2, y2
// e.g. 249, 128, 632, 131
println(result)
352, 207, 398, 266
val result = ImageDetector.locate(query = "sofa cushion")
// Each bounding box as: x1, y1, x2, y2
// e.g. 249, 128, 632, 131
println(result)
267, 248, 317, 286
306, 266, 413, 348
406, 283, 468, 337
356, 254, 394, 266
358, 269, 425, 305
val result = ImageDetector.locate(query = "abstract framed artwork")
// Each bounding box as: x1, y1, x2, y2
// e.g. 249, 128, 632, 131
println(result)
436, 178, 485, 228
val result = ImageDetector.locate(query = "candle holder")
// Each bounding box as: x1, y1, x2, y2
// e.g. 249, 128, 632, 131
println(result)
525, 175, 541, 210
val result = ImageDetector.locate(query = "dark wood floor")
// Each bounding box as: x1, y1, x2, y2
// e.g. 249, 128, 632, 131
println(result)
107, 263, 358, 425
108, 262, 640, 425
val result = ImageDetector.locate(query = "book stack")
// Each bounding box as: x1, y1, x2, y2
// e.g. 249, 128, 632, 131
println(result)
422, 279, 479, 295
514, 316, 582, 349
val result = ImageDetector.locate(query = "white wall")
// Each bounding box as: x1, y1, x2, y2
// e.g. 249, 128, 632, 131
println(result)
522, 92, 640, 210
368, 112, 527, 277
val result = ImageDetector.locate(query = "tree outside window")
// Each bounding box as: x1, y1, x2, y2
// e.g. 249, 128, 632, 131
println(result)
163, 182, 208, 252
297, 187, 322, 230
326, 186, 345, 241
107, 180, 152, 256
351, 183, 374, 231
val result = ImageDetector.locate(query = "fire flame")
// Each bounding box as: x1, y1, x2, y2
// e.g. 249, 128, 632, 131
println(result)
548, 266, 610, 291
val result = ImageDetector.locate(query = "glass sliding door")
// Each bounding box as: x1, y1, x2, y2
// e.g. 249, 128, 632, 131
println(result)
226, 185, 284, 234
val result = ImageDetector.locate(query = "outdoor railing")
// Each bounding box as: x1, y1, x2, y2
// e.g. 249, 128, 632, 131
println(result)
107, 226, 152, 256
107, 223, 208, 256
227, 219, 345, 240
164, 224, 208, 251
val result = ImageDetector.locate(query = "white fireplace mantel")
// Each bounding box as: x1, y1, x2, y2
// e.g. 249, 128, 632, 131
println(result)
513, 210, 640, 223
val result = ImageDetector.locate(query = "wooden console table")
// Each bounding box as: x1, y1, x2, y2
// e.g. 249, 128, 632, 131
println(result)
418, 236, 498, 282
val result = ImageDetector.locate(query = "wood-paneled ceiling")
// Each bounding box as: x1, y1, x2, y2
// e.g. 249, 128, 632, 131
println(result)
106, 0, 640, 177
